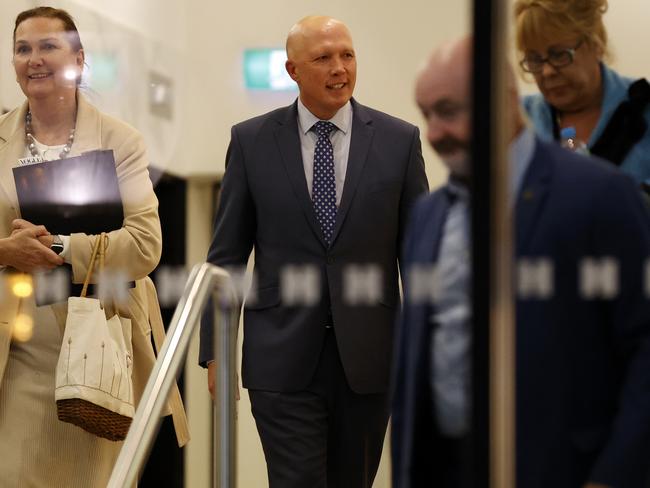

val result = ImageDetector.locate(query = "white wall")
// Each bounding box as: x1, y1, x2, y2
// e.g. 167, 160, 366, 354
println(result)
0, 0, 186, 52
65, 0, 187, 51
606, 0, 650, 79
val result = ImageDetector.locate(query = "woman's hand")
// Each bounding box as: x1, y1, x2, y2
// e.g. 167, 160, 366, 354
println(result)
12, 218, 54, 247
1, 220, 63, 272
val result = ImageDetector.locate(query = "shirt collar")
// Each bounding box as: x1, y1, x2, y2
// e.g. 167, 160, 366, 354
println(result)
446, 176, 470, 202
297, 97, 352, 135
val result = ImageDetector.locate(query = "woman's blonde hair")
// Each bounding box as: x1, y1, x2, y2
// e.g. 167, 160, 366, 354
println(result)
514, 0, 609, 58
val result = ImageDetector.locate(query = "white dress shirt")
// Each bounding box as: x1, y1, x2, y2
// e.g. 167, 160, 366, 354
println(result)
430, 127, 536, 437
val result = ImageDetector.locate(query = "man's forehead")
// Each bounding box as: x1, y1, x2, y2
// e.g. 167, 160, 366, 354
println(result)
290, 26, 354, 60
300, 17, 347, 35
417, 67, 468, 104
304, 24, 352, 46
417, 37, 472, 94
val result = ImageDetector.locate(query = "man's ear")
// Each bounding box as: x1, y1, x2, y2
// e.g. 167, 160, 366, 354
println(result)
286, 60, 299, 82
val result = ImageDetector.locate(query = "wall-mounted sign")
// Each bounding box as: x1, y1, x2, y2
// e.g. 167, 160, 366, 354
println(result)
243, 49, 296, 91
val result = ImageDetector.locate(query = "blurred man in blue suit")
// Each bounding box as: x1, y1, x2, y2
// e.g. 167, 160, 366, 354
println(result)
391, 36, 650, 488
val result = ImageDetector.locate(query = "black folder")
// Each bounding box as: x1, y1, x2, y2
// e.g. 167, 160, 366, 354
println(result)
13, 149, 124, 235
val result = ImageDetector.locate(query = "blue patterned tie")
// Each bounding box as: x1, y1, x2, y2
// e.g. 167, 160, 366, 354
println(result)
312, 121, 337, 244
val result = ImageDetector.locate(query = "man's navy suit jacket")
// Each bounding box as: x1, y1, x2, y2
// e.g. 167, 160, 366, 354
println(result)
391, 138, 650, 487
200, 98, 428, 394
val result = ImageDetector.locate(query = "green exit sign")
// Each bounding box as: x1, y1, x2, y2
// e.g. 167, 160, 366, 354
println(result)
244, 49, 297, 91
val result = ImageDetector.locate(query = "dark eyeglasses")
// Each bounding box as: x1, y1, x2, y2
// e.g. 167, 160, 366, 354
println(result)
520, 39, 583, 73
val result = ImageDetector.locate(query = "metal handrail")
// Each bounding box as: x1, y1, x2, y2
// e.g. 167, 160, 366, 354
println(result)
107, 262, 238, 488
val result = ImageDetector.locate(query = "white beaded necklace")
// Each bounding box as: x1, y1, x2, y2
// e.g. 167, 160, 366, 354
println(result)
25, 110, 76, 160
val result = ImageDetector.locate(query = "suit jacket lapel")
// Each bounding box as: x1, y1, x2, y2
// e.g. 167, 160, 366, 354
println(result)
69, 94, 103, 156
515, 141, 552, 254
406, 189, 451, 366
330, 99, 374, 246
0, 101, 29, 212
420, 191, 451, 263
273, 102, 328, 247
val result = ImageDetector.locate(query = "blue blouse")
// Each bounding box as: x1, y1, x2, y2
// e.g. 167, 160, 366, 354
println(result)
523, 63, 650, 184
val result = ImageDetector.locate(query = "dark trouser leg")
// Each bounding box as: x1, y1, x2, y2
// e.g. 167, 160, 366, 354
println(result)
249, 329, 389, 488
323, 331, 389, 488
249, 388, 328, 488
433, 434, 473, 488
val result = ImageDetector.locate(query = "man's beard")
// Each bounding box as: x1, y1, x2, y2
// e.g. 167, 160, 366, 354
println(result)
433, 137, 471, 178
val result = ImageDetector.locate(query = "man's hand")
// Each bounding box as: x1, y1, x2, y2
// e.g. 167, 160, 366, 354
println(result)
1, 226, 63, 272
208, 361, 217, 400
207, 361, 240, 402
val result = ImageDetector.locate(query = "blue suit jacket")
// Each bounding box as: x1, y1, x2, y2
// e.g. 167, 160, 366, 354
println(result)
200, 98, 428, 394
392, 138, 650, 487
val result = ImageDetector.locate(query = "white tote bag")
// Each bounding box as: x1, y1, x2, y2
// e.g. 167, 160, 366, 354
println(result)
55, 233, 135, 441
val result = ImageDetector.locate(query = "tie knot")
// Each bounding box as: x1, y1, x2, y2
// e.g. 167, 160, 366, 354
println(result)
314, 121, 335, 138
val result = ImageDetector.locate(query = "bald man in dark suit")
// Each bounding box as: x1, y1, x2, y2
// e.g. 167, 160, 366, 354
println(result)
200, 15, 428, 487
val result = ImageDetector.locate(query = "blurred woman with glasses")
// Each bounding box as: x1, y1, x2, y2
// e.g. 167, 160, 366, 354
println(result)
514, 0, 650, 185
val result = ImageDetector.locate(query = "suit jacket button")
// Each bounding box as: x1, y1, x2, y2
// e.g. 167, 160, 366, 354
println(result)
327, 256, 335, 265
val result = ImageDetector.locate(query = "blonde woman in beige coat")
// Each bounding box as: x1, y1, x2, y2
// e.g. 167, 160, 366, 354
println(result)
0, 6, 187, 486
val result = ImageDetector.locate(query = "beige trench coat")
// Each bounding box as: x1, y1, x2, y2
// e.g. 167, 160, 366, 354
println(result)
0, 93, 189, 446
